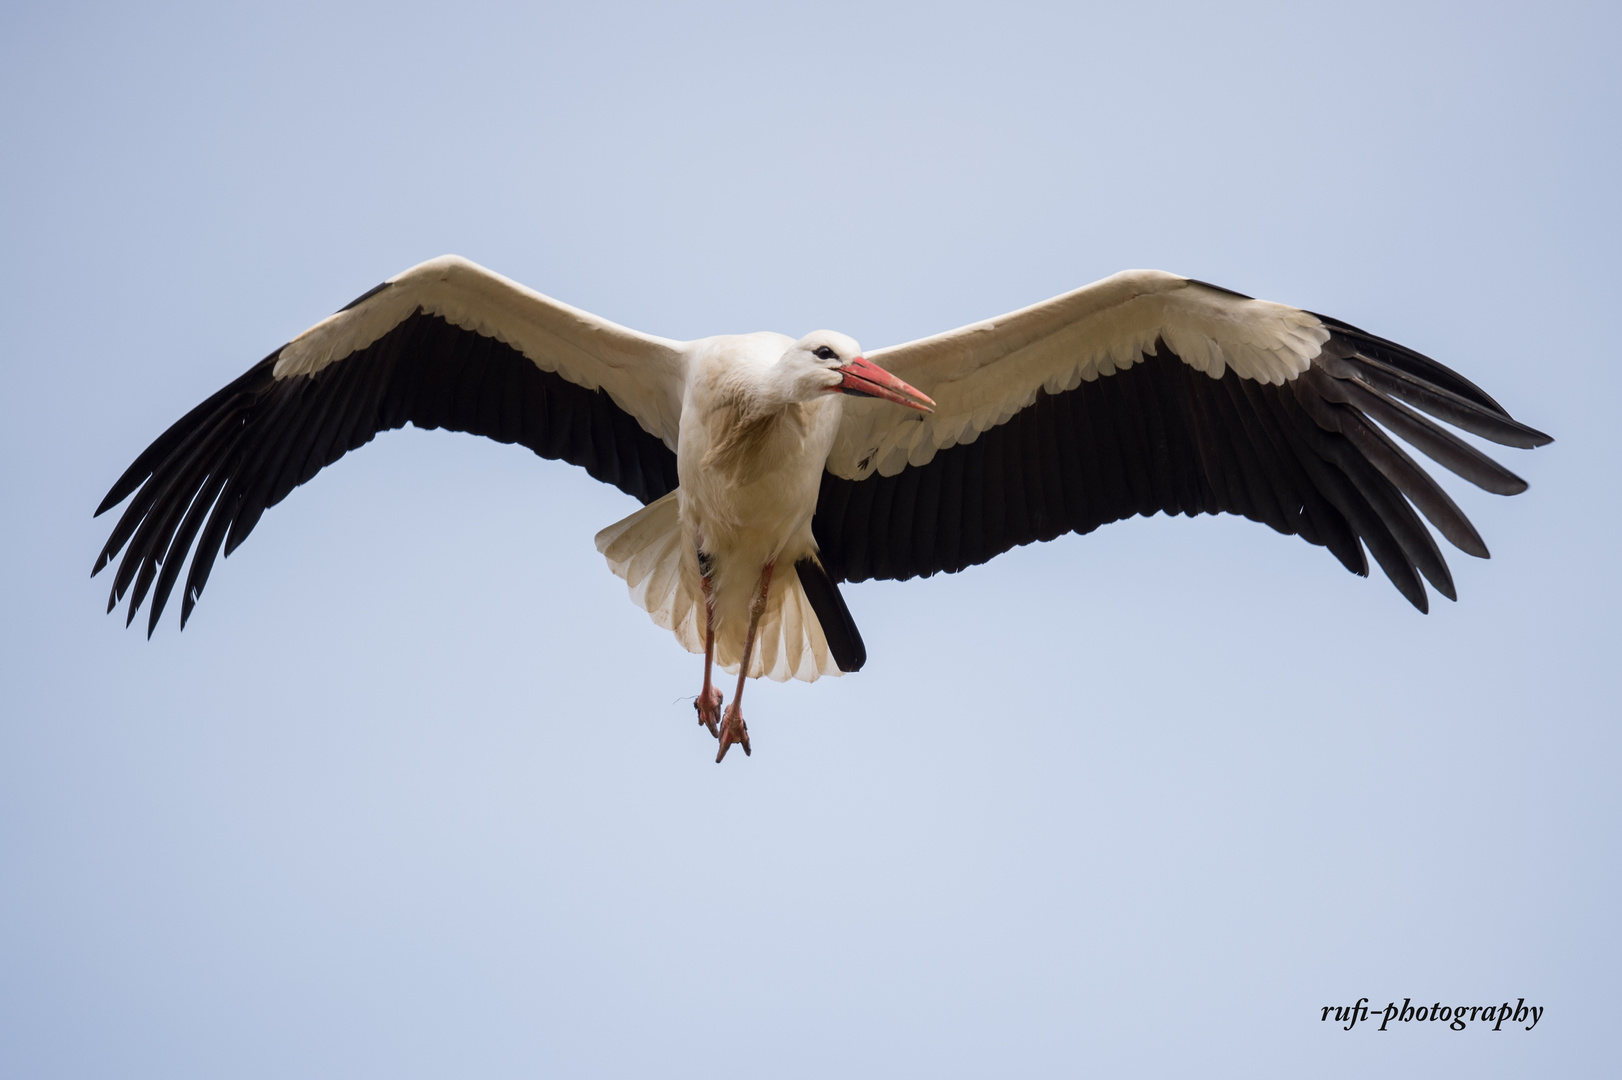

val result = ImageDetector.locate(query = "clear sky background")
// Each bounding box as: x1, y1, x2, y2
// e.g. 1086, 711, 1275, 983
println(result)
2, 2, 1617, 1076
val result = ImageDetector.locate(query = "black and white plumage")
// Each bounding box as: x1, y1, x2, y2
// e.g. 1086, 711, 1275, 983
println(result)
95, 257, 1549, 754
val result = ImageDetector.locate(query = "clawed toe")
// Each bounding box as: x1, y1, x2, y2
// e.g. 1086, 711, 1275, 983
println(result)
694, 686, 723, 738
716, 704, 751, 763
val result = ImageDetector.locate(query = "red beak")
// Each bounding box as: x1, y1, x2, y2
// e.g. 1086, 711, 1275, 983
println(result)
835, 356, 935, 412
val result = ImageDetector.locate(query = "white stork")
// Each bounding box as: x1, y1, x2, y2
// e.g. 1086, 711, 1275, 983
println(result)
95, 256, 1550, 761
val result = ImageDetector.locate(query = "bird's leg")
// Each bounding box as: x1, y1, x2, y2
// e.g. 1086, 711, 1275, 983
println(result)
717, 561, 774, 763
694, 564, 722, 738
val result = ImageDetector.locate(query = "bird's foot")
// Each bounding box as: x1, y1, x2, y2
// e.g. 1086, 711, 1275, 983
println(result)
716, 704, 751, 763
694, 686, 723, 738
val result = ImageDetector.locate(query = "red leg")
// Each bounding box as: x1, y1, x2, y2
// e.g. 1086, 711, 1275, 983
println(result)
717, 561, 774, 763
694, 570, 722, 737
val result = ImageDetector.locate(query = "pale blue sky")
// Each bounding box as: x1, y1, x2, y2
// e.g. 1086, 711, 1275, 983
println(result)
2, 2, 1617, 1077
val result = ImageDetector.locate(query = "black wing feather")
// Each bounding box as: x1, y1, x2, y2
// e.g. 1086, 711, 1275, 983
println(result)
811, 328, 1548, 613
793, 556, 867, 673
95, 310, 680, 633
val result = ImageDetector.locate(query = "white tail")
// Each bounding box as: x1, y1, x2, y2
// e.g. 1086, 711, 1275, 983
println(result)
594, 491, 842, 682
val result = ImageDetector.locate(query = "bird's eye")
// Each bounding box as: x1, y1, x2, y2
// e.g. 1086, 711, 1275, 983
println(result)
812, 346, 838, 361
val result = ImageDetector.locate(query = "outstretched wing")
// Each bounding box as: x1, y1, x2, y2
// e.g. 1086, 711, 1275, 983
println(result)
815, 271, 1550, 610
95, 255, 687, 634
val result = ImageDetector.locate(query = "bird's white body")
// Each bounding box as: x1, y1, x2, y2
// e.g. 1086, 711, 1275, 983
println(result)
676, 333, 845, 664
599, 329, 868, 681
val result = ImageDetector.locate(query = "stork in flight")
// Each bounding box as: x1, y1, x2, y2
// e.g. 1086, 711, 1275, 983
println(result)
95, 256, 1550, 761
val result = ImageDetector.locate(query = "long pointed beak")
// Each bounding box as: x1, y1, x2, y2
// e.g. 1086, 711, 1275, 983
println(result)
835, 356, 935, 412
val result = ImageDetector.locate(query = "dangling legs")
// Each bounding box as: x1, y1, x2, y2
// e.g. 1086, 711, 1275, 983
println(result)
694, 560, 722, 738
717, 561, 774, 763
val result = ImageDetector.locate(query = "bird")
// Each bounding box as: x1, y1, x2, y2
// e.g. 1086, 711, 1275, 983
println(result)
94, 255, 1550, 761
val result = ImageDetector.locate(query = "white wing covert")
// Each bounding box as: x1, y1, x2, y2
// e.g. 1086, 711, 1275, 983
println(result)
276, 255, 687, 449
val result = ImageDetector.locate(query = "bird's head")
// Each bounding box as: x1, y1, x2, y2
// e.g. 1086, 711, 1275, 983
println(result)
782, 331, 935, 412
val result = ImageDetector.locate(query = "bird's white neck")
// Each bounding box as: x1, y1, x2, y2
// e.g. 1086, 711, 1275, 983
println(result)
752, 361, 821, 412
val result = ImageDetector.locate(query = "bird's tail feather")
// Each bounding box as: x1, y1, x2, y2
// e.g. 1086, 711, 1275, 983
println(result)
593, 491, 842, 682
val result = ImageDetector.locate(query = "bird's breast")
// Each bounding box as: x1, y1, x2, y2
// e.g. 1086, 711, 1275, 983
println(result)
676, 396, 840, 562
